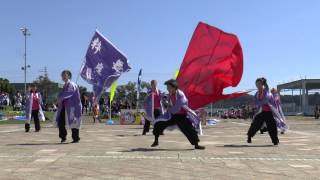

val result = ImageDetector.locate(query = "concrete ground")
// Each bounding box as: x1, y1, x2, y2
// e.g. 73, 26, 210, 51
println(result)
0, 116, 319, 180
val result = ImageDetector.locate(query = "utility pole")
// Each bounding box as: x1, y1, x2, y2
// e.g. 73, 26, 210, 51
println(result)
39, 66, 48, 78
20, 27, 31, 95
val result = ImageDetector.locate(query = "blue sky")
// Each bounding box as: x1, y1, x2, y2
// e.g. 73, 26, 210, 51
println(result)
0, 0, 320, 93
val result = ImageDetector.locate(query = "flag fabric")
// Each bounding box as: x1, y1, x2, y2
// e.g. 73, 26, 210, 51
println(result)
80, 30, 131, 98
109, 81, 117, 104
176, 22, 245, 109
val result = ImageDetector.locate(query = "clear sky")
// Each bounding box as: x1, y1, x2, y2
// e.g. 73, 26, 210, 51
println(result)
0, 0, 319, 93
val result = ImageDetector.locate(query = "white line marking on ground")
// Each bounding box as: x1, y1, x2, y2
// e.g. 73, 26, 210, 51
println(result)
287, 130, 317, 136
75, 155, 320, 162
0, 129, 22, 133
105, 151, 122, 154
1, 155, 320, 162
297, 148, 312, 151
228, 151, 244, 154
287, 143, 307, 146
16, 168, 41, 172
289, 164, 313, 168
33, 157, 59, 163
231, 122, 249, 126
37, 149, 57, 153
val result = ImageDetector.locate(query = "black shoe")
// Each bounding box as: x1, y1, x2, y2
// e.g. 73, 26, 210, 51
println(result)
160, 132, 164, 135
142, 132, 146, 135
247, 137, 252, 143
260, 130, 264, 134
35, 130, 40, 132
61, 138, 66, 143
25, 123, 30, 132
273, 140, 279, 146
195, 145, 205, 150
71, 138, 80, 143
151, 141, 158, 147
280, 131, 285, 135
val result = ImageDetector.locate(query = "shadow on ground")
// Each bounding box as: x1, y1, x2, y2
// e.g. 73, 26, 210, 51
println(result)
7, 142, 69, 146
119, 148, 194, 152
219, 144, 274, 148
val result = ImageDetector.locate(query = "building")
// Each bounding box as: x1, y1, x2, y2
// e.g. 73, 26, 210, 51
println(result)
277, 79, 320, 116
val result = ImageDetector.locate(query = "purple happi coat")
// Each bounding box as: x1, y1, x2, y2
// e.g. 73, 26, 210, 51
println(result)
254, 89, 288, 132
145, 89, 203, 135
25, 91, 45, 123
55, 80, 82, 129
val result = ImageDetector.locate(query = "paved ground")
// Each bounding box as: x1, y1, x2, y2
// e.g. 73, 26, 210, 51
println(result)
0, 116, 319, 180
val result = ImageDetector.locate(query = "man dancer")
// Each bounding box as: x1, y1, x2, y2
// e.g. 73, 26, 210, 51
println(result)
55, 70, 82, 143
151, 79, 205, 150
143, 80, 163, 135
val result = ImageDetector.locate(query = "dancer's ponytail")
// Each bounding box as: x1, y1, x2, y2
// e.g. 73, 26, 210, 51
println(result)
261, 77, 269, 90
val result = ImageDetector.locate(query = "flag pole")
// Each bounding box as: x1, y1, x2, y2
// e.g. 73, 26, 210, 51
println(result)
76, 58, 85, 84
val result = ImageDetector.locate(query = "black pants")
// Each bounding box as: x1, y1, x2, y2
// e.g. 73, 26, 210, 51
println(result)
58, 107, 80, 141
143, 109, 161, 134
32, 110, 41, 131
82, 105, 88, 114
247, 111, 279, 144
25, 110, 41, 132
153, 114, 199, 145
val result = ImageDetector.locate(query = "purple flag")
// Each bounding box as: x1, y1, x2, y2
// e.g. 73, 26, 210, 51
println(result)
80, 30, 131, 97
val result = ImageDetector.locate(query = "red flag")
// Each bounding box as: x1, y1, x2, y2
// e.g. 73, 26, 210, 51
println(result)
177, 22, 245, 109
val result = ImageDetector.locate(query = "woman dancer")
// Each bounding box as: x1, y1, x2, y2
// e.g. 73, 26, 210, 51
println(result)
247, 78, 279, 145
142, 80, 163, 135
25, 84, 45, 132
271, 88, 288, 134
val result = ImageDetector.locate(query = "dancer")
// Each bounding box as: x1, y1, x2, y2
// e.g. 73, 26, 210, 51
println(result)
271, 88, 288, 134
25, 84, 45, 132
81, 94, 88, 114
259, 88, 288, 135
142, 80, 163, 135
55, 70, 82, 143
151, 79, 205, 150
247, 78, 279, 145
93, 103, 101, 123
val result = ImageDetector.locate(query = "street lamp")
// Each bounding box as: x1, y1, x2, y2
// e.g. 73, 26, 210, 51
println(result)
20, 27, 31, 95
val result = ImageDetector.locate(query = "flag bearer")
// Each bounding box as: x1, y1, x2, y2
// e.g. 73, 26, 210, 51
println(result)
55, 70, 82, 143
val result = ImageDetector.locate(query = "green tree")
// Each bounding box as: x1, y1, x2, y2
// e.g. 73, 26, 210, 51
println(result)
110, 81, 151, 109
0, 78, 15, 94
33, 75, 59, 104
